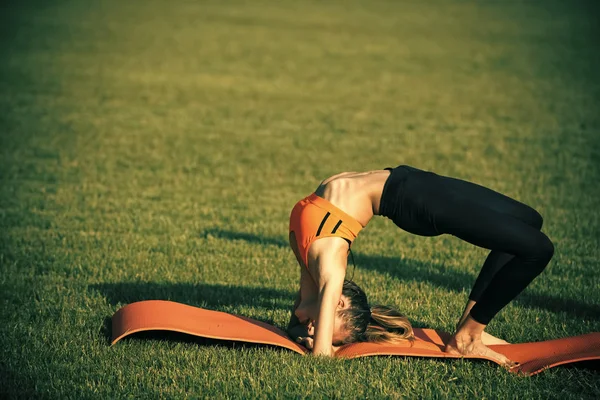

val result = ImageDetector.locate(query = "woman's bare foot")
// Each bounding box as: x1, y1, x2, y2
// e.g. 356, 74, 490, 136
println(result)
446, 316, 516, 368
481, 331, 510, 345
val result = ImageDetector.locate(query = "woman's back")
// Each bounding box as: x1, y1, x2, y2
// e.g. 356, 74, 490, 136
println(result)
314, 170, 390, 227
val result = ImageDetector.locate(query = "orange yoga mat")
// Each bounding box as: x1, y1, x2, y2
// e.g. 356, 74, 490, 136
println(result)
111, 300, 600, 376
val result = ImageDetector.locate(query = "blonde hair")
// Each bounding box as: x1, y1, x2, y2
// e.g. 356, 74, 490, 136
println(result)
339, 280, 414, 344
363, 305, 414, 343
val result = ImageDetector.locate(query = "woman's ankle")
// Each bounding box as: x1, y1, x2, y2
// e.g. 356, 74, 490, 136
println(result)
455, 315, 487, 336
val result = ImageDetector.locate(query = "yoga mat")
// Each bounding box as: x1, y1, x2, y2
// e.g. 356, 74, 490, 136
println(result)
111, 300, 600, 376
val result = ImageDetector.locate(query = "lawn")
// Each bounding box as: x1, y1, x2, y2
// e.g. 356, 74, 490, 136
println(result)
1, 0, 599, 398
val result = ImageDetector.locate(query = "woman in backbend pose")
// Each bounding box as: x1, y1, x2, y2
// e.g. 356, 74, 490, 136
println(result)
287, 165, 554, 366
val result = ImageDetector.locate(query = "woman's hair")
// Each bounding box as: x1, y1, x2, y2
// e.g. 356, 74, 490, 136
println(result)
339, 280, 414, 345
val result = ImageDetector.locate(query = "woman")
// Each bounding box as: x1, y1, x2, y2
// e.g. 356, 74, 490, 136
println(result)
287, 165, 554, 366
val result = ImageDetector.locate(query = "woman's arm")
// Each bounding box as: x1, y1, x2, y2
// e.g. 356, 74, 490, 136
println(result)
308, 238, 348, 356
312, 270, 345, 356
288, 231, 348, 355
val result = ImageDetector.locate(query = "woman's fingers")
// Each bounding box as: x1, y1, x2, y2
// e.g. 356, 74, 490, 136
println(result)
305, 337, 314, 349
296, 336, 314, 350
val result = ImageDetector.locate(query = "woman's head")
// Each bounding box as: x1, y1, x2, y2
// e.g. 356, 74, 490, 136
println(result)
338, 280, 371, 343
338, 280, 414, 345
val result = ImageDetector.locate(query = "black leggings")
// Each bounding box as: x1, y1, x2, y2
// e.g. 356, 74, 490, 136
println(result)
379, 165, 554, 325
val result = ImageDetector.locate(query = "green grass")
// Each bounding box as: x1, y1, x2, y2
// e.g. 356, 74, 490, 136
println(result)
1, 0, 599, 398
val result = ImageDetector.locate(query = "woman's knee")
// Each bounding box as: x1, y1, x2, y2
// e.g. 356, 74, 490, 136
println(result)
519, 232, 553, 272
525, 207, 544, 230
540, 235, 554, 262
531, 233, 554, 269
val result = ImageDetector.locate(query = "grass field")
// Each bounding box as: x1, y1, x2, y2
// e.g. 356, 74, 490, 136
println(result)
1, 0, 599, 398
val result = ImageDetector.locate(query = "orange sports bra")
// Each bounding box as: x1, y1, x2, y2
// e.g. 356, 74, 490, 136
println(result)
289, 193, 363, 267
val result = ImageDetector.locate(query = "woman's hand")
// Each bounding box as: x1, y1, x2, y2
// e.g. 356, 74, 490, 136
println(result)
297, 336, 341, 355
296, 336, 314, 350
308, 239, 347, 357
295, 321, 315, 349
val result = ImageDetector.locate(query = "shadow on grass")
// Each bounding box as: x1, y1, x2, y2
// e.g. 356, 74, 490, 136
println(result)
100, 316, 112, 345
203, 227, 289, 248
92, 282, 294, 312
202, 228, 600, 320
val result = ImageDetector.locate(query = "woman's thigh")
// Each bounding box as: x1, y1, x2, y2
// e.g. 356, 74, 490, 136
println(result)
435, 196, 549, 257
436, 174, 543, 229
